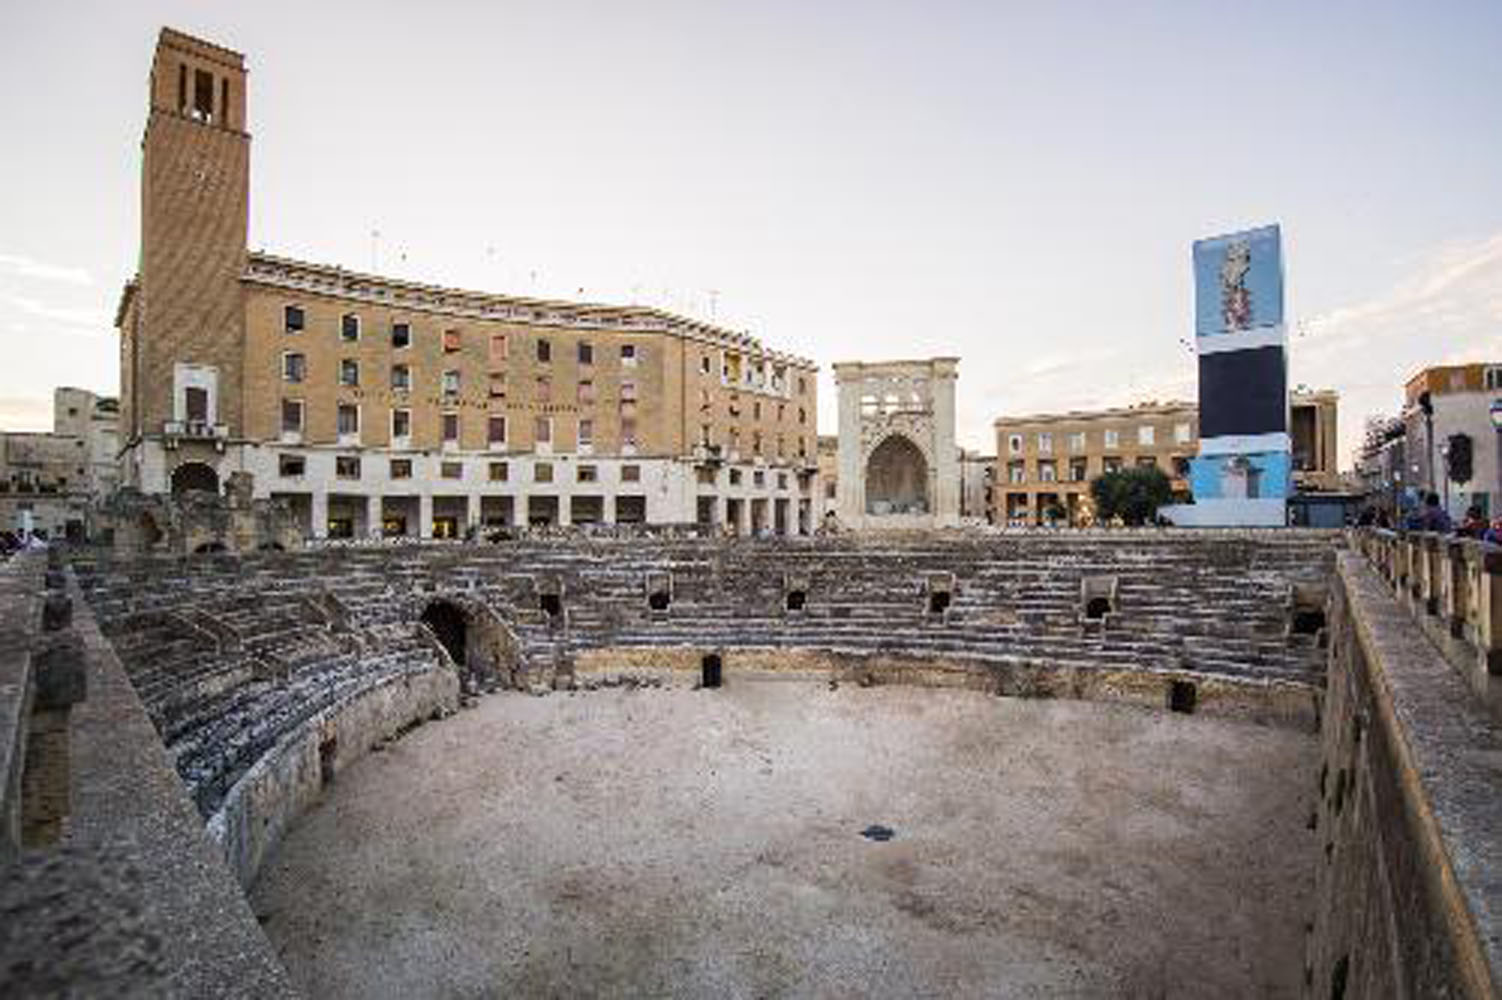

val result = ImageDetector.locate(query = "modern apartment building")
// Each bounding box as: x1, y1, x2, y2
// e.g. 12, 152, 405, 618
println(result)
116, 29, 818, 540
992, 401, 1199, 525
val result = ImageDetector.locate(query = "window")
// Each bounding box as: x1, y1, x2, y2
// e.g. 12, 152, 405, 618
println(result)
390, 458, 412, 479
577, 379, 594, 404
1138, 425, 1155, 446
391, 322, 411, 349
534, 462, 554, 483
488, 372, 507, 399
1039, 460, 1057, 483
337, 403, 360, 437
621, 416, 638, 447
489, 333, 507, 364
777, 472, 788, 490
620, 381, 637, 403
278, 454, 305, 477
537, 338, 551, 363
1038, 433, 1053, 454
1069, 432, 1086, 452
442, 370, 460, 395
1070, 458, 1088, 482
1173, 456, 1191, 477
391, 364, 411, 391
753, 401, 763, 420
753, 470, 765, 487
535, 375, 552, 402
391, 408, 411, 440
281, 399, 304, 434
335, 455, 361, 479
282, 352, 306, 383
284, 305, 305, 333
1487, 367, 1502, 392
698, 467, 717, 486
1103, 456, 1123, 474
798, 376, 807, 395
339, 359, 360, 386
729, 469, 743, 486
621, 464, 641, 483
577, 464, 598, 483
578, 342, 593, 365
620, 344, 637, 366
487, 415, 507, 446
184, 386, 209, 422
700, 356, 712, 375
1137, 456, 1158, 470
341, 313, 360, 342
1104, 429, 1120, 449
1008, 434, 1023, 455
192, 68, 213, 120
578, 418, 593, 448
798, 407, 806, 425
753, 431, 763, 456
441, 461, 463, 480
442, 412, 460, 443
488, 461, 509, 482
443, 329, 462, 353
1008, 460, 1026, 484
1174, 422, 1192, 444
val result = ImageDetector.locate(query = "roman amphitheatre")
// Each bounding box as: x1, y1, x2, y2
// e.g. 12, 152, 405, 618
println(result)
6, 524, 1499, 998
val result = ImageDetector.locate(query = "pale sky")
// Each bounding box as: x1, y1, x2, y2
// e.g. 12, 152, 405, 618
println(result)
3, 1, 1500, 465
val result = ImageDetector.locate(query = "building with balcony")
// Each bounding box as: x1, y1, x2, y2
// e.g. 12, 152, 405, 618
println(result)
116, 29, 818, 540
992, 401, 1198, 525
1399, 363, 1502, 519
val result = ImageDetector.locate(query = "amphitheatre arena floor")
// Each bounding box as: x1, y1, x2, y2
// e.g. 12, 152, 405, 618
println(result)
251, 680, 1317, 998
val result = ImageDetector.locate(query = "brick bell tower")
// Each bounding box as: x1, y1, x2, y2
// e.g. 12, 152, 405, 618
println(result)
124, 28, 249, 488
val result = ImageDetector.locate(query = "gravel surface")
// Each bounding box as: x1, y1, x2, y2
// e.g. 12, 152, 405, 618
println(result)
252, 680, 1317, 998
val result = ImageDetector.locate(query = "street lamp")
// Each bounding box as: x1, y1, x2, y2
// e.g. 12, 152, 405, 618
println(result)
1489, 400, 1502, 517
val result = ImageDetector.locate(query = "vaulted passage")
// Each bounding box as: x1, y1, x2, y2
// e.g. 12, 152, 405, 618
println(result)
866, 436, 929, 515
421, 600, 468, 669
170, 462, 219, 497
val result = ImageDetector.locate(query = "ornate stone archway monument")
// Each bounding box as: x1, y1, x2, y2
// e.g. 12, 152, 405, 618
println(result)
834, 358, 960, 529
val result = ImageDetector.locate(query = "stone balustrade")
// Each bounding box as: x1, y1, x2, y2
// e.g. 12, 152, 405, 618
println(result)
1349, 527, 1502, 719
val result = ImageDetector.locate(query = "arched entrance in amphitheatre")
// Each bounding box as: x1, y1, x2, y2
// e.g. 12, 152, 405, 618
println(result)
170, 461, 220, 497
420, 600, 468, 671
865, 435, 929, 515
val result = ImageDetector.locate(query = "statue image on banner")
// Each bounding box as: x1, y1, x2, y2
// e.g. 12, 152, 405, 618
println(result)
1193, 224, 1283, 338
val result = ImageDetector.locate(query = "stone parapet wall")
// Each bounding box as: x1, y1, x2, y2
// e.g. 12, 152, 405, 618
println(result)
0, 559, 293, 996
0, 552, 44, 860
1313, 546, 1502, 998
1350, 527, 1502, 720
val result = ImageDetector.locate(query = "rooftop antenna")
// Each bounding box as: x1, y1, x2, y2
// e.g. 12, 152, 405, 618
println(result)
370, 229, 381, 273
708, 289, 720, 321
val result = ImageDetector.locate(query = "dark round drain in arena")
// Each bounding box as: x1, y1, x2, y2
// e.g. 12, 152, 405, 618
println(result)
860, 824, 895, 842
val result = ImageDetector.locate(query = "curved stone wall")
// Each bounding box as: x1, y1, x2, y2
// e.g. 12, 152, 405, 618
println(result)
69, 530, 1337, 883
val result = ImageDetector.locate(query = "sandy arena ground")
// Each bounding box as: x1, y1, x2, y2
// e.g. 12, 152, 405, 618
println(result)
251, 680, 1318, 998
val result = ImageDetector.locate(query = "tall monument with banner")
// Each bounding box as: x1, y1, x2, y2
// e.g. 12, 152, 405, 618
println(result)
1167, 224, 1291, 526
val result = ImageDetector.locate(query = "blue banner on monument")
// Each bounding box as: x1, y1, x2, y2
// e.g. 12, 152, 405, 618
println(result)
1189, 451, 1291, 501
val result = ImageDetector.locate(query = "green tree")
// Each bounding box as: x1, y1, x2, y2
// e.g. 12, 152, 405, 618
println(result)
1089, 466, 1174, 526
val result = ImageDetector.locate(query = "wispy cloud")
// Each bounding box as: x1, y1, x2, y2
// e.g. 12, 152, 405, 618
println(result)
0, 252, 92, 287
0, 290, 109, 331
1292, 231, 1502, 466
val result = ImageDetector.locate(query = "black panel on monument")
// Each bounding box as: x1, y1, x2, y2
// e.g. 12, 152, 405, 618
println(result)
1198, 346, 1287, 438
